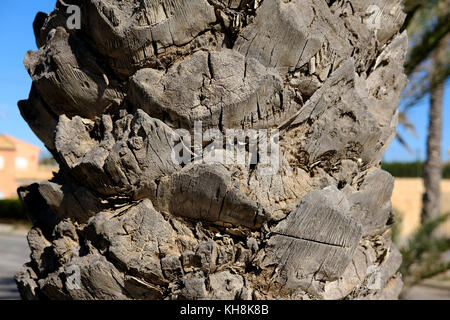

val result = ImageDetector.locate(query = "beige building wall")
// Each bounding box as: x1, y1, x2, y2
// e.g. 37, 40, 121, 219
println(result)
0, 135, 56, 199
391, 178, 450, 240
0, 149, 17, 198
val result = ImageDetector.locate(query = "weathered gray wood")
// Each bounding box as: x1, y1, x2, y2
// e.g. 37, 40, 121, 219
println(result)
129, 49, 300, 130
89, 200, 178, 286
25, 27, 123, 119
16, 0, 408, 300
82, 0, 217, 78
18, 85, 57, 151
346, 168, 396, 236
55, 109, 182, 198
155, 163, 269, 229
262, 187, 363, 292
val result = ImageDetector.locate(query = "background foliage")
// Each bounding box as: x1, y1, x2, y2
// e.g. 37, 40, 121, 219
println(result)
0, 199, 28, 221
382, 161, 450, 178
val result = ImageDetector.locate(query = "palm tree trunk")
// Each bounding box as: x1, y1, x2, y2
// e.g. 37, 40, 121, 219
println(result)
15, 0, 409, 300
421, 41, 446, 222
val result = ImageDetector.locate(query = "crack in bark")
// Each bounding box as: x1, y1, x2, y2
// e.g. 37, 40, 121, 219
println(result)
271, 232, 349, 248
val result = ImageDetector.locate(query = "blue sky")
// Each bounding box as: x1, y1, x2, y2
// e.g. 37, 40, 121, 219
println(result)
0, 0, 449, 162
389, 84, 450, 163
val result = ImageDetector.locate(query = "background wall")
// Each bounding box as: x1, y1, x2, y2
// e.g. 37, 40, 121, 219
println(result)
392, 178, 450, 241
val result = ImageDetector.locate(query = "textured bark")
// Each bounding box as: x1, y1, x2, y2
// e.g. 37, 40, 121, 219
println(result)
16, 0, 408, 300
